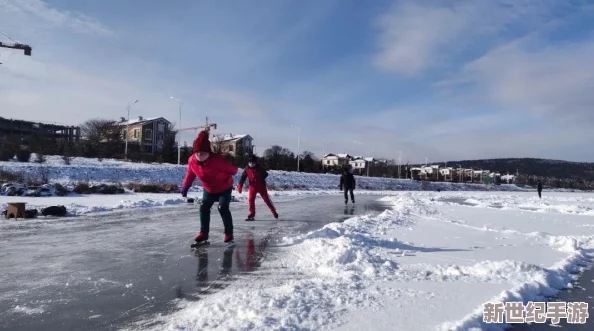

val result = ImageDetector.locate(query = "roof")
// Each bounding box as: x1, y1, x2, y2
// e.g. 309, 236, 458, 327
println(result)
337, 153, 351, 158
217, 134, 250, 142
115, 117, 169, 126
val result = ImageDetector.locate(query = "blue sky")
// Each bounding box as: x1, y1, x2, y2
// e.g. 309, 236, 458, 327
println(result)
1, 0, 594, 163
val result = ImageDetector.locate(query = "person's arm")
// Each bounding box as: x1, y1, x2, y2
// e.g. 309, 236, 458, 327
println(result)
181, 162, 196, 196
238, 169, 248, 186
262, 168, 269, 180
339, 175, 344, 190
237, 169, 247, 193
352, 174, 356, 189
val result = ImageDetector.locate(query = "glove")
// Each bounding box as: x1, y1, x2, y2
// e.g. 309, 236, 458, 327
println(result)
180, 186, 189, 198
237, 184, 243, 194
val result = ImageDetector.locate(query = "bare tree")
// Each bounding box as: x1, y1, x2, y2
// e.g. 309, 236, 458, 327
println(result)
210, 134, 225, 154
80, 118, 123, 158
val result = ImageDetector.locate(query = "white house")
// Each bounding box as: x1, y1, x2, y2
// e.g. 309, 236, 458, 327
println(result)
349, 156, 367, 171
321, 153, 352, 168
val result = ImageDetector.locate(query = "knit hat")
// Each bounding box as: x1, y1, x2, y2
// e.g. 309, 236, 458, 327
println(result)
249, 155, 258, 163
192, 130, 212, 153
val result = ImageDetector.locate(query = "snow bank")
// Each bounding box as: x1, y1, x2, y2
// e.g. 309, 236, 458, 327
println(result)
0, 155, 526, 193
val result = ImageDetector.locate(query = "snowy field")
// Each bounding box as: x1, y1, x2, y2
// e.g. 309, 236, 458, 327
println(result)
120, 191, 594, 331
0, 155, 527, 193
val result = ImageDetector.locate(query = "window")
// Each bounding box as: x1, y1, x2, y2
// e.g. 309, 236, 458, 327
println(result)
228, 145, 234, 152
157, 132, 163, 141
122, 129, 127, 139
133, 129, 140, 138
145, 129, 153, 141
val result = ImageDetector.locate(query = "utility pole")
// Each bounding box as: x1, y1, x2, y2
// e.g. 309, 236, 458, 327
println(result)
124, 100, 139, 160
170, 97, 183, 165
291, 125, 300, 172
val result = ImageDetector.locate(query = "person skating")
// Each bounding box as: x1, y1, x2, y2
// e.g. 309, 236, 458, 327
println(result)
181, 130, 239, 243
339, 166, 356, 204
537, 180, 543, 199
237, 155, 278, 221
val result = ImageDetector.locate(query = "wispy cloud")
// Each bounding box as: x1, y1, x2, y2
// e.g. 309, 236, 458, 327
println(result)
448, 39, 594, 124
372, 0, 568, 76
1, 0, 113, 37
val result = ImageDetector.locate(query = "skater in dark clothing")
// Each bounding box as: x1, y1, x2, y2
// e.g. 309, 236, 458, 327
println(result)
237, 155, 278, 221
537, 181, 542, 198
181, 130, 238, 244
339, 167, 356, 204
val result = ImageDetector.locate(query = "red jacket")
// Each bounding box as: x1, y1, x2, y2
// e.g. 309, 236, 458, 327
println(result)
238, 165, 268, 191
182, 154, 238, 194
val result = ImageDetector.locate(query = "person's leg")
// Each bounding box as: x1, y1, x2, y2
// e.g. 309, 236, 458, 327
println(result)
248, 186, 257, 217
344, 188, 348, 204
218, 187, 234, 235
259, 187, 277, 216
349, 188, 354, 202
199, 190, 216, 236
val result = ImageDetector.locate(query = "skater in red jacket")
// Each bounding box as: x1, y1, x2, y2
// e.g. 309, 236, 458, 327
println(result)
237, 155, 278, 221
181, 130, 238, 243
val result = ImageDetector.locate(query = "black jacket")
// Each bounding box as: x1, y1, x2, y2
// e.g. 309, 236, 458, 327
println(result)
340, 172, 356, 190
537, 182, 542, 191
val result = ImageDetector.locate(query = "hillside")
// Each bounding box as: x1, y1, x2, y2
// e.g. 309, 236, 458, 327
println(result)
0, 155, 526, 195
437, 158, 594, 181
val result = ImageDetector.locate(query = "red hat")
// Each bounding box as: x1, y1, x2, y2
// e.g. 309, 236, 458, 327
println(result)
193, 130, 212, 153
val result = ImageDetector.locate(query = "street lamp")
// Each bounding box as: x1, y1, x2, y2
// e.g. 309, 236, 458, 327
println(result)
170, 96, 183, 165
323, 140, 333, 156
291, 125, 300, 172
398, 150, 402, 179
125, 99, 139, 160
253, 127, 264, 155
353, 140, 372, 177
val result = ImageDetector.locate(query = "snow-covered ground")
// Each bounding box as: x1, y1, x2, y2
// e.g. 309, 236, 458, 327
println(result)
124, 191, 594, 331
0, 155, 527, 192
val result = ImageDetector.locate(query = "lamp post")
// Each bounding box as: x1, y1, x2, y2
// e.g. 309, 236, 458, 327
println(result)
398, 150, 402, 179
170, 96, 183, 165
291, 125, 300, 172
353, 140, 372, 177
125, 99, 139, 160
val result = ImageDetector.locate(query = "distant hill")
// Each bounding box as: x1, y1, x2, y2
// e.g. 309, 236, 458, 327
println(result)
423, 158, 594, 181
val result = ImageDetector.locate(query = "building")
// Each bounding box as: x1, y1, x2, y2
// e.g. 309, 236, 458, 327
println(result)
0, 117, 80, 142
322, 153, 353, 169
212, 134, 253, 157
116, 116, 173, 154
349, 156, 367, 171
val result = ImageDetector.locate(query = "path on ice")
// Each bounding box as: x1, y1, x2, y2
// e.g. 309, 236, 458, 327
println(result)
0, 194, 389, 331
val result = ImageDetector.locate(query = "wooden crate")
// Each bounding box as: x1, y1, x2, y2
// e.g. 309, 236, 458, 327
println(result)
6, 202, 26, 219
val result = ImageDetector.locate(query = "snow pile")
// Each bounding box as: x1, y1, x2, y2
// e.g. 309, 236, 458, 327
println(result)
0, 155, 526, 192
131, 191, 594, 331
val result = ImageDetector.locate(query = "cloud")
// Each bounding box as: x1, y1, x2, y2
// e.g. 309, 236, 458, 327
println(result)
449, 39, 594, 124
372, 0, 569, 76
0, 0, 114, 37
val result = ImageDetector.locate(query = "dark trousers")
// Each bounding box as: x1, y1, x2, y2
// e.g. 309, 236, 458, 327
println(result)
344, 187, 354, 202
199, 187, 233, 234
538, 190, 542, 198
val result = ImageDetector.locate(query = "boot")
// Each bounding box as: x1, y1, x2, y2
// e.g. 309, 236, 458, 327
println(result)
272, 211, 278, 219
224, 233, 234, 243
246, 214, 255, 221
194, 231, 208, 242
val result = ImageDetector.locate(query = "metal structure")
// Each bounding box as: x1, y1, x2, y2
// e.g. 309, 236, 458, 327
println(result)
0, 41, 32, 55
179, 116, 218, 133
0, 33, 32, 64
